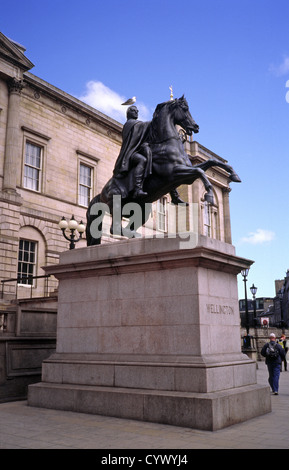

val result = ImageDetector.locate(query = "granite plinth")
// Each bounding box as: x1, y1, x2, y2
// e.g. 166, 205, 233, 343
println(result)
28, 235, 271, 430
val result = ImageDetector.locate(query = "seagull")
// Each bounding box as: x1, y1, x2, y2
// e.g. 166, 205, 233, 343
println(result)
121, 96, 136, 105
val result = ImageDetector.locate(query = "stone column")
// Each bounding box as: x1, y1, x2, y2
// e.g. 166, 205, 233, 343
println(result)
223, 187, 232, 244
3, 77, 23, 192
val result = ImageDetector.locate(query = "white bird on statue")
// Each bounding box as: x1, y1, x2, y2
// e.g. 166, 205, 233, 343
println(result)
121, 96, 136, 105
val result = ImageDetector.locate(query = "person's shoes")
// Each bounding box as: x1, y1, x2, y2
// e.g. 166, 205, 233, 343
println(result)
274, 392, 279, 395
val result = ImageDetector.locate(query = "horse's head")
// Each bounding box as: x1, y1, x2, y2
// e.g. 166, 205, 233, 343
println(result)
173, 96, 199, 135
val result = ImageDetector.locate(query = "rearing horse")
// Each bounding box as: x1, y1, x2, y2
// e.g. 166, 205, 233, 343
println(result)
86, 96, 241, 245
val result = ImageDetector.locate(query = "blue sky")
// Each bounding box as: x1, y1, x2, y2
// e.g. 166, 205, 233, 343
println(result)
2, 0, 289, 299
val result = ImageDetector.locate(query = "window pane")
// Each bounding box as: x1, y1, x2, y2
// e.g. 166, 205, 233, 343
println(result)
24, 166, 39, 191
25, 142, 41, 168
24, 142, 41, 191
79, 186, 90, 207
80, 164, 91, 185
204, 201, 211, 237
79, 164, 92, 207
157, 197, 167, 232
17, 240, 37, 285
80, 164, 91, 186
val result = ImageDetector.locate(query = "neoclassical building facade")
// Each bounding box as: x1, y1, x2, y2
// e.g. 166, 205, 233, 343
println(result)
0, 32, 234, 399
0, 30, 235, 302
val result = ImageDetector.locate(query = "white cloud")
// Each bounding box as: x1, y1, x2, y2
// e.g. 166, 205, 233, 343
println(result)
240, 228, 275, 245
78, 81, 150, 123
269, 56, 289, 76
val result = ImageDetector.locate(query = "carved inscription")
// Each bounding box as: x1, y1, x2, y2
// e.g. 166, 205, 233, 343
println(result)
206, 304, 234, 315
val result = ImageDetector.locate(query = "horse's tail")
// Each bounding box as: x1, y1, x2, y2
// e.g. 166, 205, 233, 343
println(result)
86, 193, 102, 246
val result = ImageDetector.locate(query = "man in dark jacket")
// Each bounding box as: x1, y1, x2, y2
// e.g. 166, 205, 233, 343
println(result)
261, 333, 286, 395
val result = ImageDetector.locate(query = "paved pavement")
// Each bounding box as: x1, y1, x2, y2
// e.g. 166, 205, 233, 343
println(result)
0, 360, 288, 450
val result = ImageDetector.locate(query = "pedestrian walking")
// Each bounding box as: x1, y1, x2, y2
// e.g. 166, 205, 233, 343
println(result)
278, 334, 288, 371
261, 333, 285, 395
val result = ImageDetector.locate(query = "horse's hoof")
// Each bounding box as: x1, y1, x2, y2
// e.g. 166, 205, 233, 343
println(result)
205, 192, 214, 204
171, 197, 189, 206
230, 173, 241, 183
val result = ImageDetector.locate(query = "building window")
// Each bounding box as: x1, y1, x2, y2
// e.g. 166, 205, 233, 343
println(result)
17, 240, 37, 285
23, 142, 42, 191
157, 197, 167, 232
78, 163, 92, 207
202, 193, 220, 240
203, 201, 211, 237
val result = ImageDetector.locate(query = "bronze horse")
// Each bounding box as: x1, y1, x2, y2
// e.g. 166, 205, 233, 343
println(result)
86, 96, 241, 245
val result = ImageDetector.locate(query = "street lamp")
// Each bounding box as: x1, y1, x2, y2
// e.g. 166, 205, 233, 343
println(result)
250, 283, 258, 358
250, 283, 258, 327
241, 268, 251, 348
59, 215, 85, 249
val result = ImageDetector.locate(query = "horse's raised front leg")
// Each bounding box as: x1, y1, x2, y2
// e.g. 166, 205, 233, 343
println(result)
196, 159, 241, 183
197, 168, 214, 204
173, 165, 215, 204
228, 169, 242, 182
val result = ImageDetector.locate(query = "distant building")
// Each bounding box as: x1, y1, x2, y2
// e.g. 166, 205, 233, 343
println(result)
0, 32, 235, 400
239, 297, 274, 328
239, 270, 289, 329
259, 270, 289, 329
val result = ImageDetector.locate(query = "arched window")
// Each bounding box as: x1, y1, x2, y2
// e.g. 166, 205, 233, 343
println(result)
18, 239, 37, 285
157, 197, 168, 232
203, 200, 211, 237
17, 226, 47, 298
201, 191, 220, 240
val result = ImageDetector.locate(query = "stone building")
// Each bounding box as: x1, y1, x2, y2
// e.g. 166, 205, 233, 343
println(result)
258, 271, 289, 329
0, 32, 235, 400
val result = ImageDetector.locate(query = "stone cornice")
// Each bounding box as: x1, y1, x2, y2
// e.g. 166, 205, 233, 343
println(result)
23, 72, 123, 137
44, 236, 253, 279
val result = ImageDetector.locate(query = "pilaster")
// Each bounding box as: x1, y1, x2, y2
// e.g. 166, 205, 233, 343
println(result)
0, 190, 23, 296
223, 187, 232, 244
3, 77, 23, 193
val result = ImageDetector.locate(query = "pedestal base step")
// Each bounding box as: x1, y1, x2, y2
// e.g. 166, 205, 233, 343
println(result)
28, 381, 271, 431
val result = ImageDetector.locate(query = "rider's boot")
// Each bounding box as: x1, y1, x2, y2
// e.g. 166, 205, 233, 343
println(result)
133, 166, 148, 198
170, 189, 189, 206
133, 186, 148, 198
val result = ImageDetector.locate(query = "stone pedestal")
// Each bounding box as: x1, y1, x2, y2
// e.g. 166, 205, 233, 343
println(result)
28, 235, 271, 430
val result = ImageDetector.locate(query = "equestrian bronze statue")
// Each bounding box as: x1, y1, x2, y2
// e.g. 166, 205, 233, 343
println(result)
86, 96, 241, 245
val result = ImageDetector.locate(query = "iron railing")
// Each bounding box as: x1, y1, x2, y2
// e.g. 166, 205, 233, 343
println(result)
1, 274, 52, 300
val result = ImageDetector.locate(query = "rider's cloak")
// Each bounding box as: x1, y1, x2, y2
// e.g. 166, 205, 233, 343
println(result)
112, 118, 152, 196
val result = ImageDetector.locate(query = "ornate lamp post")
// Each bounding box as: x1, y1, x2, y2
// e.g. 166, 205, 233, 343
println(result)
250, 283, 258, 357
241, 268, 251, 348
250, 283, 258, 326
59, 215, 85, 250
